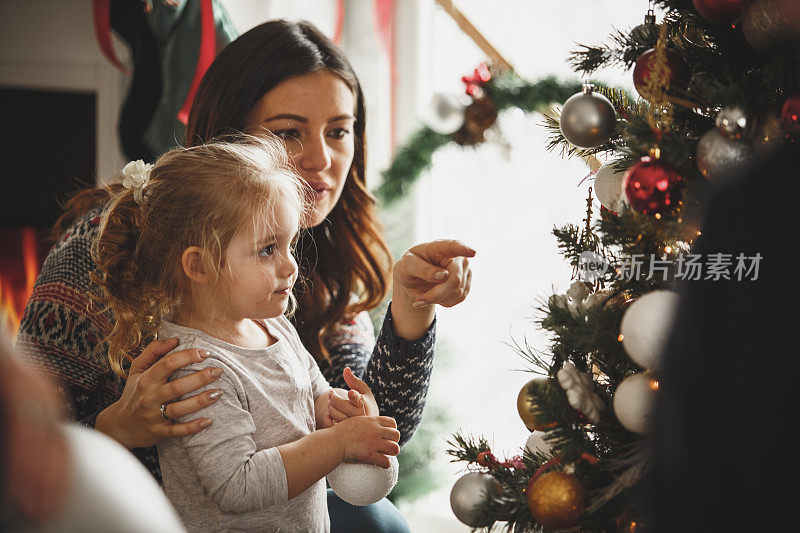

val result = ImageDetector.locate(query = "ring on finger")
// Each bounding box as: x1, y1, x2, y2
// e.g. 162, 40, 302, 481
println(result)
160, 403, 175, 424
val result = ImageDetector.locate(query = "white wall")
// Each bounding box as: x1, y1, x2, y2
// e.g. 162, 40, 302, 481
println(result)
0, 0, 128, 185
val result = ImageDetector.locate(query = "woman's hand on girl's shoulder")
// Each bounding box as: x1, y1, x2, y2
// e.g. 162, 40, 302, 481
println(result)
94, 338, 223, 449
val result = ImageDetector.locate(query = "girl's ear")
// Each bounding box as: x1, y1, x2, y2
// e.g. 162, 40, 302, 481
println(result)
181, 246, 210, 284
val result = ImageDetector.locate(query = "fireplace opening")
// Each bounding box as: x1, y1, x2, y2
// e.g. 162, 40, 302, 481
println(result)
0, 87, 96, 338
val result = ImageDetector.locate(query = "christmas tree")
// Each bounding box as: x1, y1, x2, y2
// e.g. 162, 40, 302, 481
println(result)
445, 0, 799, 531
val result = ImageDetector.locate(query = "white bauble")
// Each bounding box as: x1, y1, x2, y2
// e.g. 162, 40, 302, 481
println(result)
42, 424, 185, 532
620, 290, 680, 370
423, 93, 466, 134
449, 472, 499, 527
327, 455, 399, 506
613, 373, 658, 434
525, 431, 552, 456
594, 162, 627, 212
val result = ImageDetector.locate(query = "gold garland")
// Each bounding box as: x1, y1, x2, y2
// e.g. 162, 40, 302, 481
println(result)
641, 22, 674, 132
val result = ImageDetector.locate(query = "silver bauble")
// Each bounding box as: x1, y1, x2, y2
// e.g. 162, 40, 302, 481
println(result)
424, 92, 466, 134
594, 162, 627, 212
696, 129, 756, 183
715, 106, 750, 140
752, 112, 787, 160
559, 85, 617, 149
449, 472, 500, 527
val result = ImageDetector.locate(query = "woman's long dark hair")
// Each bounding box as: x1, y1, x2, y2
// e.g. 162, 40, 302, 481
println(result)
186, 20, 392, 363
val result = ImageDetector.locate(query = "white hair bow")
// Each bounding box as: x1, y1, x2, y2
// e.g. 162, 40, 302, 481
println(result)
121, 160, 153, 205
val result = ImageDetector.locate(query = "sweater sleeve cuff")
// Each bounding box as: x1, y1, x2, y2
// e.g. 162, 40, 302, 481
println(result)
377, 303, 436, 362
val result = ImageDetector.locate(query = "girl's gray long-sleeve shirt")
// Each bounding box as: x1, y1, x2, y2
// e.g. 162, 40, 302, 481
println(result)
156, 316, 332, 533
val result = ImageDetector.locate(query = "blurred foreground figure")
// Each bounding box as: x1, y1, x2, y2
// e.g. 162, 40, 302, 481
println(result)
650, 144, 795, 532
1, 334, 185, 532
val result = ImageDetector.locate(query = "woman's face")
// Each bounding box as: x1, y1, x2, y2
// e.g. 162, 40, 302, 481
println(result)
246, 71, 357, 228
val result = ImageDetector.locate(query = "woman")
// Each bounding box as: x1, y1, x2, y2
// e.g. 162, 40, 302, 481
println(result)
17, 19, 473, 531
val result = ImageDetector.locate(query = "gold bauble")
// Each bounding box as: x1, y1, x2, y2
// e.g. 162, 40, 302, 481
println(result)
517, 379, 557, 431
526, 471, 587, 530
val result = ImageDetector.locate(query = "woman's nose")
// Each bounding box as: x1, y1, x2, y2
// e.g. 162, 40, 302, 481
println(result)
297, 133, 331, 173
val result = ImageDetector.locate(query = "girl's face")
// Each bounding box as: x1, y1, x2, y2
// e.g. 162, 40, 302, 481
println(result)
215, 198, 300, 321
246, 70, 356, 228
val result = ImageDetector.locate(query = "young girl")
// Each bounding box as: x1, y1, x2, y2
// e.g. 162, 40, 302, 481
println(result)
92, 134, 400, 532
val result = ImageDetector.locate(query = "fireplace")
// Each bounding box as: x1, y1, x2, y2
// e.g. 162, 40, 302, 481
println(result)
0, 87, 96, 339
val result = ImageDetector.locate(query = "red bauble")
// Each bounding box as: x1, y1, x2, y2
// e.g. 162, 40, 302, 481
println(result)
623, 156, 684, 215
781, 95, 800, 135
633, 49, 690, 100
692, 0, 750, 24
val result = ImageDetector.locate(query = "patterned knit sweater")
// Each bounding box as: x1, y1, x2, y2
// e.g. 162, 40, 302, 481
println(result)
16, 208, 435, 481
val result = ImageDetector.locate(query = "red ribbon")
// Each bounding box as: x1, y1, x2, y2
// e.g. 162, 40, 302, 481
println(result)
177, 0, 216, 125
92, 0, 130, 75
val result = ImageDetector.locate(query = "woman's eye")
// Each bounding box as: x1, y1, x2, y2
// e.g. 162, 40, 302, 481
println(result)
274, 129, 301, 141
259, 244, 276, 258
327, 128, 351, 140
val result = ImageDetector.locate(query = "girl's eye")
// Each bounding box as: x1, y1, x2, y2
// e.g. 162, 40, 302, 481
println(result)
327, 128, 351, 140
258, 244, 276, 258
273, 129, 301, 141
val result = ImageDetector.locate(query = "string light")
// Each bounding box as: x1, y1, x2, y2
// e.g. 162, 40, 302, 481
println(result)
618, 334, 624, 342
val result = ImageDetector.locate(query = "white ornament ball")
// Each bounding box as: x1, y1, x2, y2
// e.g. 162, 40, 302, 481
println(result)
613, 373, 658, 434
423, 92, 466, 134
327, 455, 399, 506
525, 431, 552, 457
450, 472, 500, 527
594, 162, 627, 212
620, 290, 680, 370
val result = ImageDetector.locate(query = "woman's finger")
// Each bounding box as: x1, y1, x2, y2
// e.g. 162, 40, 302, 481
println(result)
156, 366, 223, 404
163, 389, 223, 419
410, 239, 476, 267
158, 417, 213, 439
397, 251, 450, 284
129, 337, 180, 375
143, 348, 212, 387
415, 257, 465, 305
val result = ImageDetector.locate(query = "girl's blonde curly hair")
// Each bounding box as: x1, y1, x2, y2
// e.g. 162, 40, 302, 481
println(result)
91, 133, 310, 377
